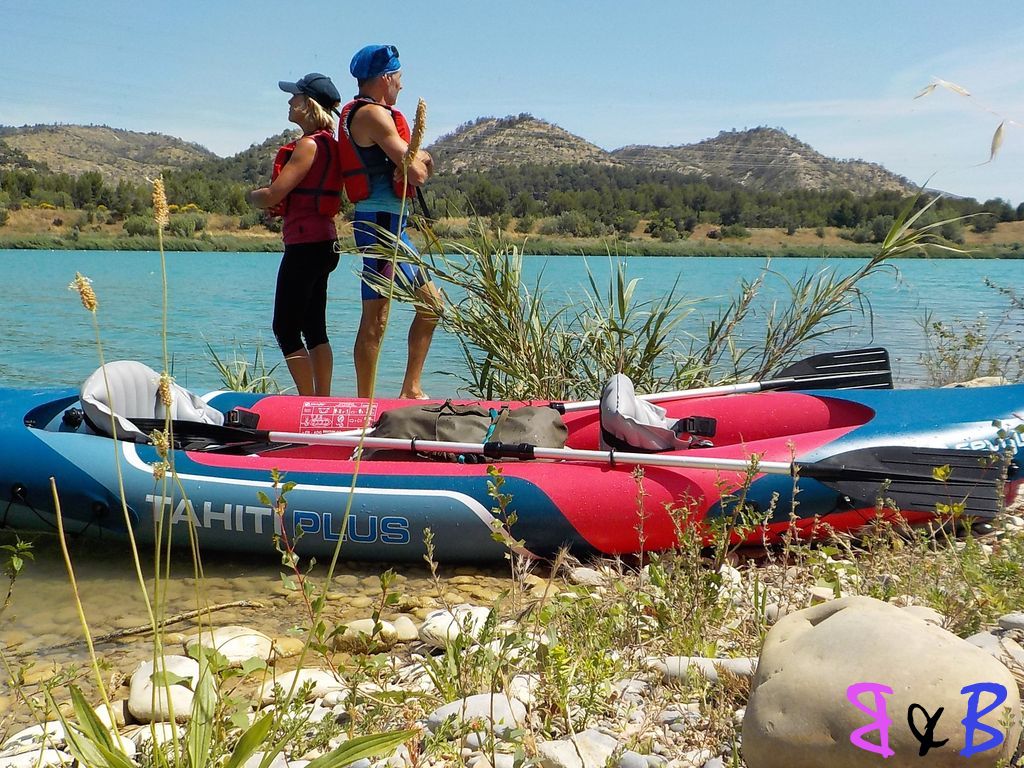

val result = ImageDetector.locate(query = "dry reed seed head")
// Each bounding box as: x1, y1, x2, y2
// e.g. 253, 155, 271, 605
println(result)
152, 177, 170, 229
404, 98, 427, 165
149, 429, 170, 459
151, 461, 168, 481
68, 272, 98, 312
158, 373, 174, 408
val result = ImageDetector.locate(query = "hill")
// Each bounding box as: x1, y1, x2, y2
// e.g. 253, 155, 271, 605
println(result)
428, 114, 620, 174
0, 124, 215, 184
2, 119, 917, 199
611, 127, 915, 195
181, 130, 299, 187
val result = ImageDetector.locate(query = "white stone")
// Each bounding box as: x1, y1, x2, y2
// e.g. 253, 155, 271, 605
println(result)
128, 722, 183, 747
997, 612, 1024, 632
0, 748, 72, 768
332, 619, 398, 652
808, 585, 841, 604
651, 656, 756, 683
568, 567, 607, 587
181, 625, 275, 665
426, 693, 526, 737
536, 729, 618, 768
128, 655, 202, 723
965, 631, 1024, 681
241, 751, 290, 768
507, 673, 541, 705
418, 604, 492, 649
716, 564, 745, 605
1, 722, 65, 752
259, 668, 346, 705
92, 699, 129, 729
392, 615, 419, 642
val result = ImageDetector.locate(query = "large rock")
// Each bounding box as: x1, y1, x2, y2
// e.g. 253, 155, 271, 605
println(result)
743, 596, 1021, 768
128, 655, 203, 723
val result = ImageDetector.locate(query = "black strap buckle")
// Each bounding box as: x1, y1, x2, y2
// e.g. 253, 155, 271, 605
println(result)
225, 409, 261, 429
673, 416, 717, 438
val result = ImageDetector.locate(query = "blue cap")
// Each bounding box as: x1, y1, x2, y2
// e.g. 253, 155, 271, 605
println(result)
350, 44, 401, 81
278, 73, 341, 110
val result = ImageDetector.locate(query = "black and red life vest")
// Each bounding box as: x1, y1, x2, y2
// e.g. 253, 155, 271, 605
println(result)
268, 129, 343, 217
338, 97, 416, 202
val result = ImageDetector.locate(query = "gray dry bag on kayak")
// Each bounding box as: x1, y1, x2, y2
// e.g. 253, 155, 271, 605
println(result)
368, 400, 568, 461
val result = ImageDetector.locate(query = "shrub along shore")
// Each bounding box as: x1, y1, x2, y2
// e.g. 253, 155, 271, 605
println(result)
1, 230, 1022, 258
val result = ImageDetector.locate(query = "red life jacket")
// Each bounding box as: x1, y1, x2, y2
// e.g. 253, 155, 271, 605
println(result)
268, 129, 343, 217
338, 97, 416, 202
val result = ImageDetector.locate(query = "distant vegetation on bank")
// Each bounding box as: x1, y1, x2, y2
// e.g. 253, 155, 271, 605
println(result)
2, 118, 1023, 254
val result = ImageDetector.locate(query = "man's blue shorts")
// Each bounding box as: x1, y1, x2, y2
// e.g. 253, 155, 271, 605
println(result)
352, 210, 429, 301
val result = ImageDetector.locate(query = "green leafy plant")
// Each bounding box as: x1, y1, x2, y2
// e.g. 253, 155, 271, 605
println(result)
205, 339, 284, 393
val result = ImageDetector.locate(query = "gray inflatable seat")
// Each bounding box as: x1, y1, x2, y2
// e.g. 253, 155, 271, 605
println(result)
80, 360, 224, 442
599, 373, 685, 452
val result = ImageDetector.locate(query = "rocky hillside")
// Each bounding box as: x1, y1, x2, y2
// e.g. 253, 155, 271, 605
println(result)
0, 124, 214, 183
1, 119, 916, 197
185, 130, 299, 187
612, 127, 914, 195
427, 114, 620, 174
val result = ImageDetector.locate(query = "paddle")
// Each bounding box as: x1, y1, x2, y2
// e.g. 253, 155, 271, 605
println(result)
563, 347, 893, 411
257, 429, 1003, 518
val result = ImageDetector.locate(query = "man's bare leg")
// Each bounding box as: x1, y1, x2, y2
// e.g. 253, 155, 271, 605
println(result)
399, 282, 441, 399
355, 298, 390, 398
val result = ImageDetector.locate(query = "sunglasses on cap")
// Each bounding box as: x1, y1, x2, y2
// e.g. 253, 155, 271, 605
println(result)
372, 45, 400, 72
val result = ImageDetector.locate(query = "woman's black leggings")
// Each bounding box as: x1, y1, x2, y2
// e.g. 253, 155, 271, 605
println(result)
272, 240, 339, 356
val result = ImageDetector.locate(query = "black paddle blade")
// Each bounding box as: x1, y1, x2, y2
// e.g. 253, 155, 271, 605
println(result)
799, 445, 1006, 519
767, 347, 893, 391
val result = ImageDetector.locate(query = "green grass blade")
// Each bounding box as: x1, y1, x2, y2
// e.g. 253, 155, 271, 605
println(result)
186, 650, 218, 768
304, 729, 417, 768
222, 713, 275, 768
62, 686, 136, 768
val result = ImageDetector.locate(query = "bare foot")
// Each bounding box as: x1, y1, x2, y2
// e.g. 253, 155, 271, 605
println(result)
400, 391, 430, 400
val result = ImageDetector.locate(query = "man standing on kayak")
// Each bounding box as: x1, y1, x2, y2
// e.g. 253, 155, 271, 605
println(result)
338, 44, 440, 399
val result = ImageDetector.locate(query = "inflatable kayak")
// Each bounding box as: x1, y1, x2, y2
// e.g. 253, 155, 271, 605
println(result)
0, 354, 1019, 563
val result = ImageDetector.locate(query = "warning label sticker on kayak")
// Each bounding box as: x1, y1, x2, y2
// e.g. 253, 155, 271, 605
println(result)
299, 401, 378, 432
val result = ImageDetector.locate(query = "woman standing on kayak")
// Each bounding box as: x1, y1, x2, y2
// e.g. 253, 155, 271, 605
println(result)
248, 72, 343, 396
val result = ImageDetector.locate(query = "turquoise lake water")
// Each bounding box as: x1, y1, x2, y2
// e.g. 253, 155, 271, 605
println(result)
1, 250, 1020, 395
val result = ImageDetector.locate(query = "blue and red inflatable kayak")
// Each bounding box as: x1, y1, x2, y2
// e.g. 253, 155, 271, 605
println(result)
0, 370, 1020, 563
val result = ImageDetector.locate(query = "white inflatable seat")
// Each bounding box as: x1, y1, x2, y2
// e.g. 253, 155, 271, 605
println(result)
599, 374, 684, 452
598, 374, 716, 452
80, 360, 224, 442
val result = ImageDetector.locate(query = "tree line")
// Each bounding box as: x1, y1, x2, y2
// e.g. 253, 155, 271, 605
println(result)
2, 157, 1022, 242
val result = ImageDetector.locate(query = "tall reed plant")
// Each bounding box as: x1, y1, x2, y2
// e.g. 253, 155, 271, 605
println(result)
361, 195, 959, 400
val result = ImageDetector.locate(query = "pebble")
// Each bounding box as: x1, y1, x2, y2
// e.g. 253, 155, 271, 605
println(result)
652, 656, 757, 683
616, 750, 648, 768
0, 748, 72, 768
997, 612, 1024, 631
427, 693, 526, 737
568, 567, 607, 587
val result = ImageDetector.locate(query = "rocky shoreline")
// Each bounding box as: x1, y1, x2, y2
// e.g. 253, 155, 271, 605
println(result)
3, 513, 1023, 768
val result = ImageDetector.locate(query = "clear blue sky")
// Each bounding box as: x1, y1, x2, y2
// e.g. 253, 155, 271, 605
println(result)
4, 0, 1022, 204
